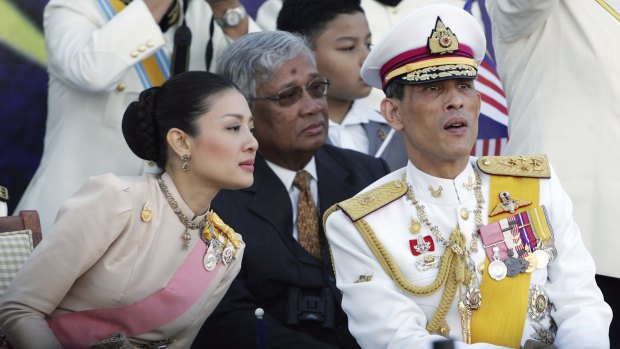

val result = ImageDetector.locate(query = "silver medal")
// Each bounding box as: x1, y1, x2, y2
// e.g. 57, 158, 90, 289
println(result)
489, 246, 507, 281
533, 249, 550, 269
221, 244, 235, 266
203, 244, 217, 271
489, 260, 507, 281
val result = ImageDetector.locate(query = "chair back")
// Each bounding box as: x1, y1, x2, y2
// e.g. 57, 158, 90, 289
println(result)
0, 210, 43, 297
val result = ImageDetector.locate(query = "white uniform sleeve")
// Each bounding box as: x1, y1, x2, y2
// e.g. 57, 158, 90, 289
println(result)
543, 167, 612, 349
486, 0, 558, 42
44, 0, 165, 92
325, 210, 508, 349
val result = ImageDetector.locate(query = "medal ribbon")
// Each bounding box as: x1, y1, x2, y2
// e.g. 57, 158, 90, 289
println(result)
470, 175, 539, 348
97, 0, 170, 88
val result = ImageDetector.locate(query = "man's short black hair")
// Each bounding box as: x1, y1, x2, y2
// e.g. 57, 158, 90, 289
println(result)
277, 0, 364, 46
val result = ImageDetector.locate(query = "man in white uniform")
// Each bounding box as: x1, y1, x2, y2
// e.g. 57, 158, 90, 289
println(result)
486, 2, 620, 342
324, 4, 612, 349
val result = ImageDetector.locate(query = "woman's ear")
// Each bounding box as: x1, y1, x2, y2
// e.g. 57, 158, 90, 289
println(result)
380, 98, 404, 131
166, 128, 191, 158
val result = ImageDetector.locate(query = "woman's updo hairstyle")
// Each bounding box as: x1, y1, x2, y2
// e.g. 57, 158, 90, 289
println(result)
122, 71, 240, 169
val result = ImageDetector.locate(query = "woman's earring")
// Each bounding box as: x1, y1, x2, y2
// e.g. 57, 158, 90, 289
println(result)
182, 154, 191, 172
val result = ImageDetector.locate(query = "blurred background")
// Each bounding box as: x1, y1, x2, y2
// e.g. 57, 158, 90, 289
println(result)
0, 0, 264, 214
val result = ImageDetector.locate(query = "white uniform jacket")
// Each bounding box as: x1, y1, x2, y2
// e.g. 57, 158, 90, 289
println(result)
324, 158, 611, 349
0, 173, 244, 348
15, 0, 260, 233
486, 0, 620, 278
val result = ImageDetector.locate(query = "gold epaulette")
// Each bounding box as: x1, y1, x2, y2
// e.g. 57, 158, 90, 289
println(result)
477, 155, 551, 178
0, 185, 8, 202
337, 180, 407, 222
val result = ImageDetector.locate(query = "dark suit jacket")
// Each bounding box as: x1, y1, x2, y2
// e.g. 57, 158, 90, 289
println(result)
191, 145, 390, 349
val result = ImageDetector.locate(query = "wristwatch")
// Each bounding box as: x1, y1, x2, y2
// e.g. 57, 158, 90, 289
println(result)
213, 5, 246, 28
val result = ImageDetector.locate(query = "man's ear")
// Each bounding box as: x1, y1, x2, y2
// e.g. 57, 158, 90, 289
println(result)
380, 98, 404, 131
166, 128, 192, 158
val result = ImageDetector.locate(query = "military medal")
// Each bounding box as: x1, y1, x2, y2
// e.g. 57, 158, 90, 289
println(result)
489, 191, 532, 216
203, 243, 217, 271
488, 246, 507, 281
528, 285, 549, 321
504, 255, 523, 277
410, 235, 435, 256
221, 244, 235, 266
409, 218, 422, 234
524, 254, 538, 273
416, 254, 440, 271
533, 249, 550, 269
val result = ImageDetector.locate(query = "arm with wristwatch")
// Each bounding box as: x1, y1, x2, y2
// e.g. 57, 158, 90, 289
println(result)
207, 0, 250, 39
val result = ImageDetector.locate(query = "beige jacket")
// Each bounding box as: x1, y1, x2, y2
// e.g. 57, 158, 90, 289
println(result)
0, 172, 244, 348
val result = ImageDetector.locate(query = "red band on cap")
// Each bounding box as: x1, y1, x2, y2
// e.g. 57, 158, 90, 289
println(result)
379, 44, 474, 89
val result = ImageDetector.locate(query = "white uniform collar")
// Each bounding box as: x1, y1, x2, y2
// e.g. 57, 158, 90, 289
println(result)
404, 157, 476, 205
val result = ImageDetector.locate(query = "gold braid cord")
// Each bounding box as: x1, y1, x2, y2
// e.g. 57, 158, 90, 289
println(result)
352, 218, 467, 336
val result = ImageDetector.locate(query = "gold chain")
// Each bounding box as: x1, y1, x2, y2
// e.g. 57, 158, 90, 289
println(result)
403, 169, 484, 257
156, 173, 209, 249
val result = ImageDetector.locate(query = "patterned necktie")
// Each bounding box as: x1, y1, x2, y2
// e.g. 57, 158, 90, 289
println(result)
293, 170, 322, 259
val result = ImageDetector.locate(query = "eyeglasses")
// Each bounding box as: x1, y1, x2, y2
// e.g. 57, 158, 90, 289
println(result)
250, 77, 330, 107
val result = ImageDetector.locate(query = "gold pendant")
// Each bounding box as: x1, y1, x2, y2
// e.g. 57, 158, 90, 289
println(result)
409, 218, 422, 234
429, 185, 443, 198
141, 201, 152, 222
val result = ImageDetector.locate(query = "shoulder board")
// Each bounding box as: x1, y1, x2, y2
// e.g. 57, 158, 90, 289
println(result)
337, 180, 407, 222
477, 155, 551, 178
0, 185, 8, 202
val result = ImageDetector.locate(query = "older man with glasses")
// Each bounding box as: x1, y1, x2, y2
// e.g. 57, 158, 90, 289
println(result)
191, 31, 390, 349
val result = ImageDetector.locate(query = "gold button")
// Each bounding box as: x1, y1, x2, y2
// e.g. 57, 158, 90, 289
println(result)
394, 181, 402, 188
138, 45, 146, 52
130, 50, 139, 58
116, 83, 126, 92
483, 159, 491, 166
146, 40, 154, 48
460, 208, 470, 220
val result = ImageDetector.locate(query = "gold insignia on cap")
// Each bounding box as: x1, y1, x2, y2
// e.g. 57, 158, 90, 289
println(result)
428, 17, 459, 54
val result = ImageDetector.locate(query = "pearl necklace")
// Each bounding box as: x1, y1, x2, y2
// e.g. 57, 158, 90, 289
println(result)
156, 173, 209, 250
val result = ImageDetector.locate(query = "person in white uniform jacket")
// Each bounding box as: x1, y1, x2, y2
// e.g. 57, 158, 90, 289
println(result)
323, 5, 612, 349
15, 0, 260, 233
486, 0, 620, 283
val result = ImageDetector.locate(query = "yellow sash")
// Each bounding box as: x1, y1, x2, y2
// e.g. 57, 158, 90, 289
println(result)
470, 175, 539, 348
101, 0, 168, 87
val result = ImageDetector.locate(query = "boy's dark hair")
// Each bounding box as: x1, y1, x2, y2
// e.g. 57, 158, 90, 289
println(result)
277, 0, 364, 46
